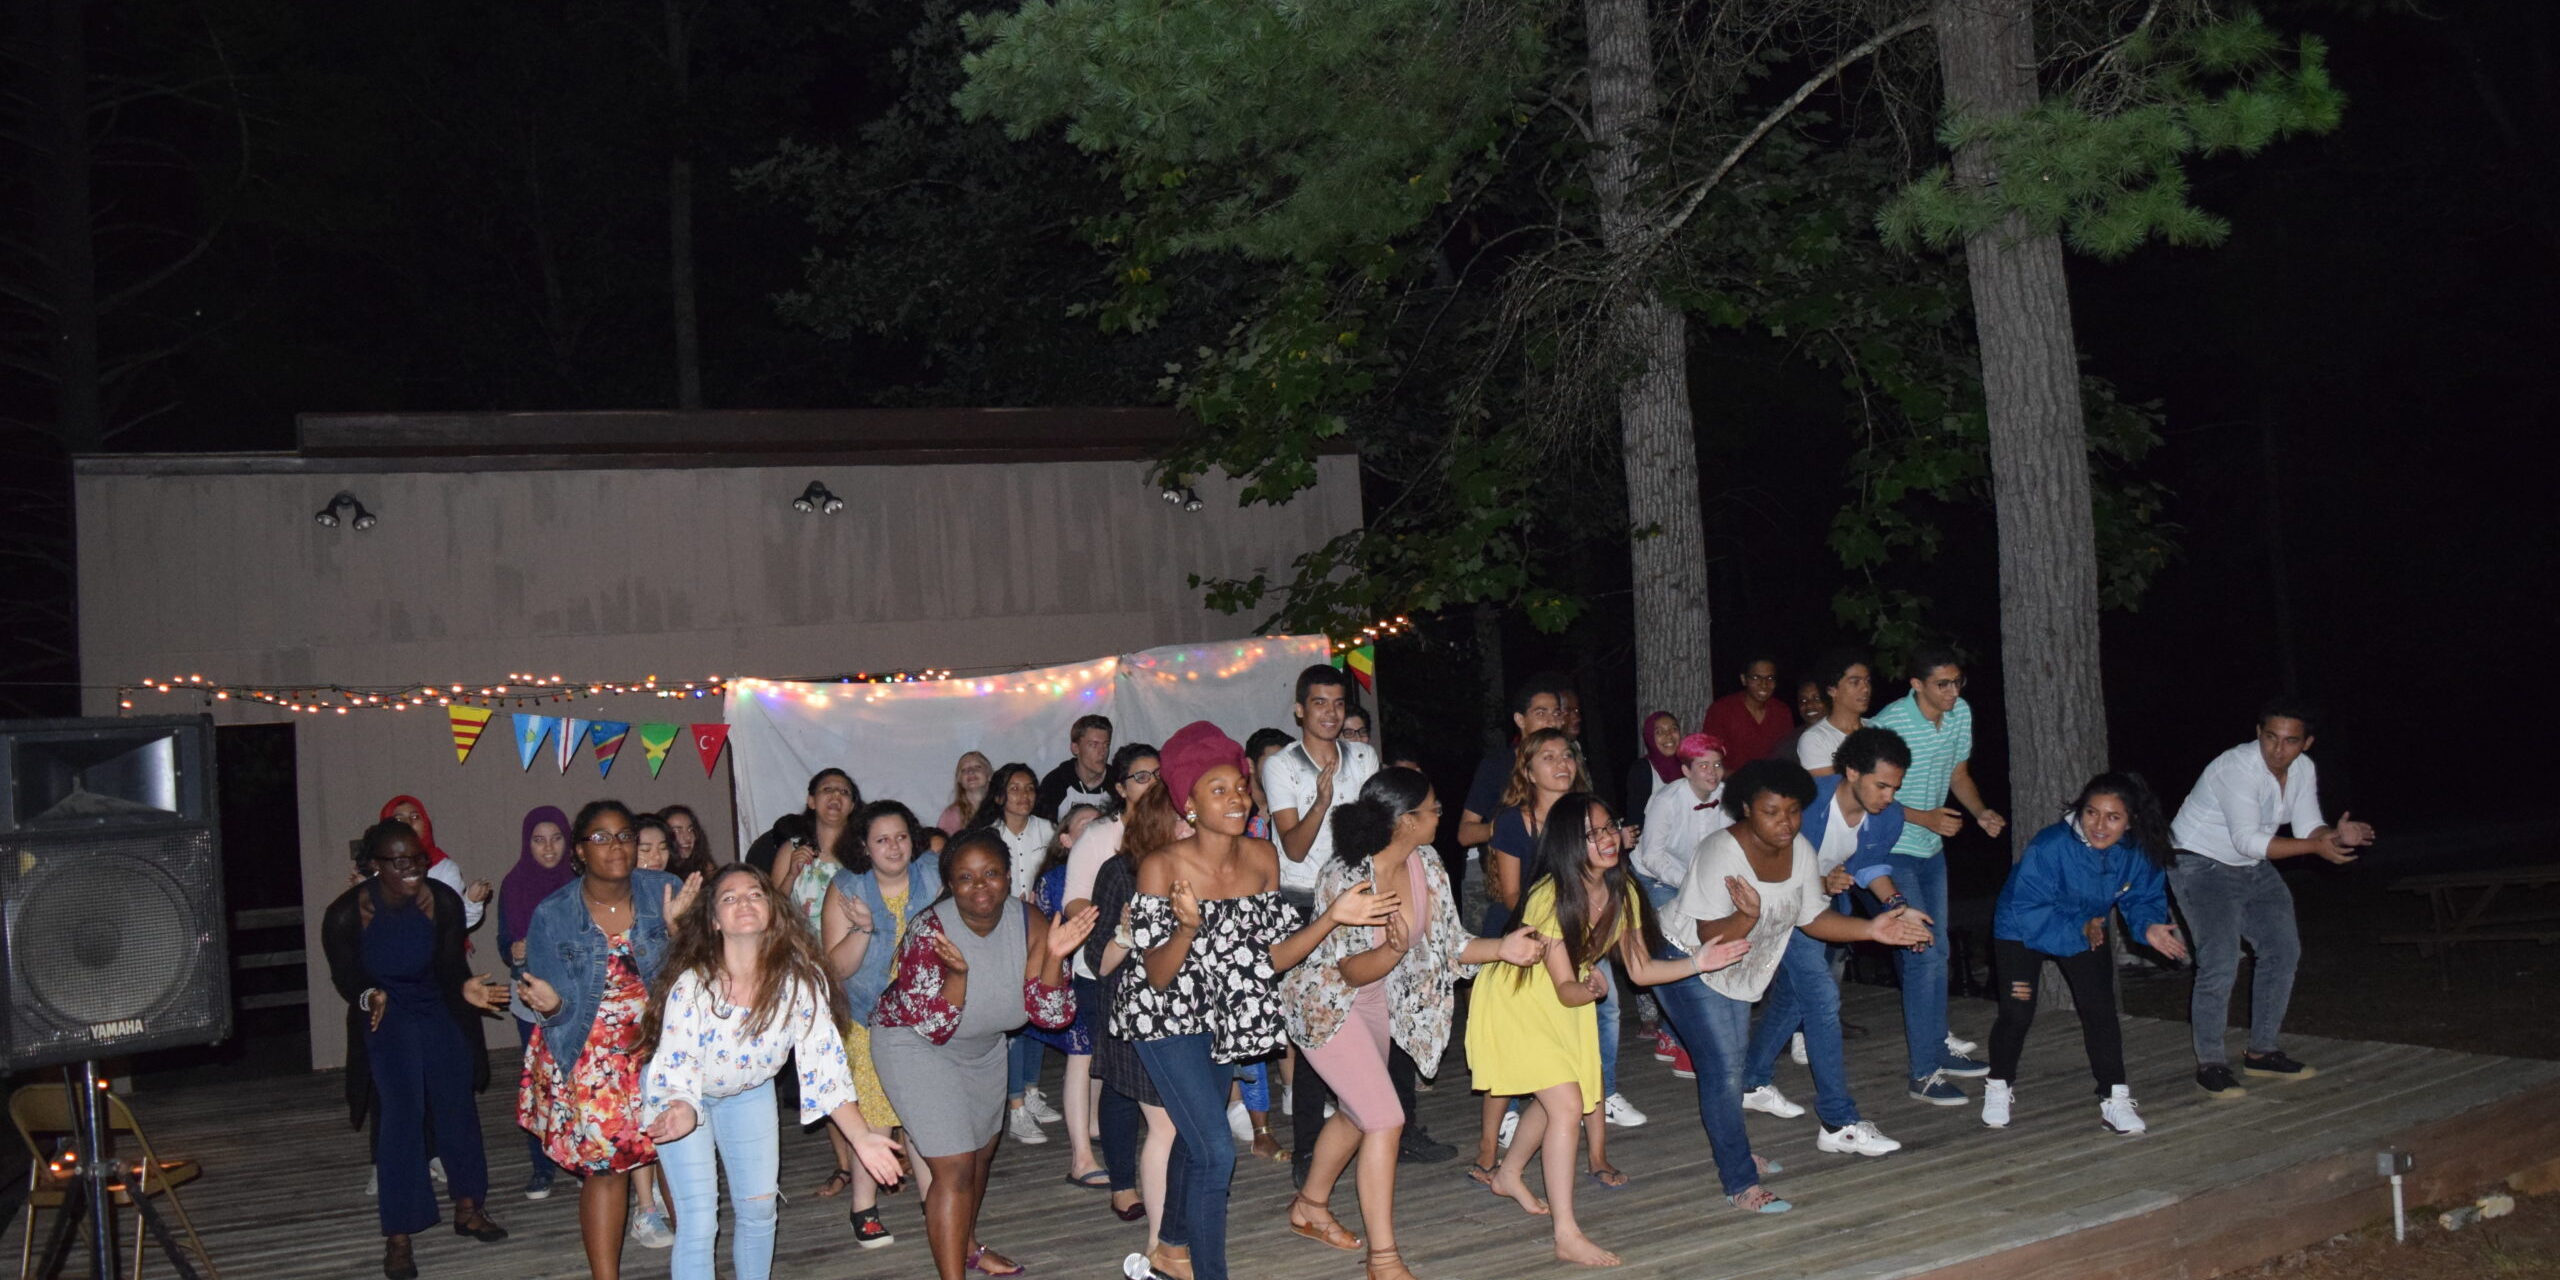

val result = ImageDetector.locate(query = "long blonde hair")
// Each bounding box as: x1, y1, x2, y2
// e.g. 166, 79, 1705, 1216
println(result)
948, 751, 992, 819
641, 865, 846, 1052
1499, 728, 1591, 813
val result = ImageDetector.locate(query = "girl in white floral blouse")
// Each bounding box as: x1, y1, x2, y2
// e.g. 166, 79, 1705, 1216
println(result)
1280, 768, 1545, 1280
638, 866, 902, 1280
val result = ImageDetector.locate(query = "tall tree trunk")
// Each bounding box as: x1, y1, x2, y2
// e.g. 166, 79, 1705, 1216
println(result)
1936, 0, 2110, 1008
1585, 0, 1714, 725
39, 0, 103, 453
664, 0, 702, 409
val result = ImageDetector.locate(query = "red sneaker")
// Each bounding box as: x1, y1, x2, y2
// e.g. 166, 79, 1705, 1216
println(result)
1651, 1029, 1678, 1063
1669, 1042, 1696, 1079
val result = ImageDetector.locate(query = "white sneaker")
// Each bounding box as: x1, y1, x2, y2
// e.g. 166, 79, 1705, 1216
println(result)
1281, 1085, 1294, 1117
1740, 1085, 1806, 1119
1497, 1108, 1519, 1149
1981, 1079, 2013, 1129
1945, 1032, 1978, 1058
1602, 1093, 1647, 1128
2099, 1085, 2146, 1136
428, 1156, 446, 1185
1007, 1104, 1049, 1145
1816, 1120, 1903, 1157
1226, 1099, 1254, 1143
1789, 1032, 1808, 1065
1322, 1102, 1337, 1120
366, 1167, 378, 1197
1022, 1086, 1063, 1124
629, 1209, 674, 1249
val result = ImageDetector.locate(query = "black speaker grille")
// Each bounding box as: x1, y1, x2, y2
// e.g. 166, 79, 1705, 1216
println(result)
1, 826, 229, 1069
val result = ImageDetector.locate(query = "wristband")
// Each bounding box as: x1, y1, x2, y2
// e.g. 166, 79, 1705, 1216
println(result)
1884, 894, 1909, 911
358, 987, 380, 1009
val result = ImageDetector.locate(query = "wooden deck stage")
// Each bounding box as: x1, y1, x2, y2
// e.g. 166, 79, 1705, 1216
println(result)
15, 987, 2558, 1280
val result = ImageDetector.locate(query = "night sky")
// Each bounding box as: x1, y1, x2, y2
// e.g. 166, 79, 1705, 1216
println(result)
4, 1, 2549, 843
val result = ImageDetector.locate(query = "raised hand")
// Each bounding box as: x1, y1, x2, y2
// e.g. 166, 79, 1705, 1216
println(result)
1692, 938, 1752, 973
2335, 810, 2377, 849
1496, 927, 1544, 966
515, 972, 561, 1016
665, 870, 704, 921
460, 973, 507, 1013
931, 932, 970, 974
1724, 875, 1763, 920
1047, 906, 1101, 959
2145, 922, 2189, 961
1168, 880, 1203, 931
464, 879, 494, 904
1323, 881, 1400, 929
645, 1101, 699, 1145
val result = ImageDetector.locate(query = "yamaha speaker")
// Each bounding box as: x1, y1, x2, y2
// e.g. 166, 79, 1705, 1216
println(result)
0, 715, 228, 1070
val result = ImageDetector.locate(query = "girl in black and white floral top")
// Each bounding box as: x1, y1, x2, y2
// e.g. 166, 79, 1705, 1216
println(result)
1120, 722, 1397, 1280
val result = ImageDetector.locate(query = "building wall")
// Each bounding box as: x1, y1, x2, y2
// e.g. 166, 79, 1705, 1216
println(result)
73, 455, 1359, 1069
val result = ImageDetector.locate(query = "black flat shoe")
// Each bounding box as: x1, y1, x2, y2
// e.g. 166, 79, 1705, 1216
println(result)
454, 1213, 510, 1242
384, 1236, 419, 1280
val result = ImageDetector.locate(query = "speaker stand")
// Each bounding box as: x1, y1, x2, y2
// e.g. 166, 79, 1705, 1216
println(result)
35, 1064, 201, 1280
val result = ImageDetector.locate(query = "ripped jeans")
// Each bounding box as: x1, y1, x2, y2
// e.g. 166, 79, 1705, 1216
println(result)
656, 1076, 783, 1280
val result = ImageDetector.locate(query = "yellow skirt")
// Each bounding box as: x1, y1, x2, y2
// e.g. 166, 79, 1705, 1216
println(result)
844, 1017, 901, 1130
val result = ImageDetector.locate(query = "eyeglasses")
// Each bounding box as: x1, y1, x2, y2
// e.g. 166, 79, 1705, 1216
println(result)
1123, 770, 1158, 785
1925, 675, 1968, 691
582, 830, 638, 846
373, 854, 426, 870
1743, 673, 1778, 685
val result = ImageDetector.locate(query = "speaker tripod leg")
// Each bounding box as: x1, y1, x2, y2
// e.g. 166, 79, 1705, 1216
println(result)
35, 1180, 83, 1280
125, 1190, 201, 1280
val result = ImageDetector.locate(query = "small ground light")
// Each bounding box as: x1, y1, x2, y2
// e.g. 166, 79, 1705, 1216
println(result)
793, 480, 844, 514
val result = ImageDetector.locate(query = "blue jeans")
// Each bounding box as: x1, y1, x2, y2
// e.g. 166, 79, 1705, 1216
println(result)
1007, 1030, 1043, 1100
1741, 929, 1860, 1128
1595, 959, 1620, 1099
1884, 851, 1957, 1081
656, 1078, 781, 1280
1234, 1060, 1270, 1112
1646, 963, 1758, 1197
1135, 1034, 1237, 1280
2168, 855, 2301, 1064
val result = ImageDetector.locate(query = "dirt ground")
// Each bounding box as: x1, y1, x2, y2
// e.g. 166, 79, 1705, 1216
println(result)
2223, 1186, 2560, 1279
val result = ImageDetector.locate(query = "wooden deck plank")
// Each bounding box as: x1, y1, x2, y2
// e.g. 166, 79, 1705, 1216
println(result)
7, 988, 2552, 1280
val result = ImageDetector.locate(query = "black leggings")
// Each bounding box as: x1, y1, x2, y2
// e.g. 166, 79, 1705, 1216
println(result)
1989, 937, 2125, 1094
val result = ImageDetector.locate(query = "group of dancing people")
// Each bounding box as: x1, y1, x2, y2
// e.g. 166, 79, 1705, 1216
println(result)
323, 652, 2374, 1279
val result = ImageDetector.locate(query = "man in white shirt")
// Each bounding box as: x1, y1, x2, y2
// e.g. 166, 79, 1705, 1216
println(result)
1632, 733, 1731, 906
1261, 662, 1379, 1183
2168, 700, 2375, 1096
1795, 650, 1875, 778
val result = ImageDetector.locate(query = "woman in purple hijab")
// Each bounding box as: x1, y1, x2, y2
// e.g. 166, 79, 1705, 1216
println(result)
499, 805, 576, 1199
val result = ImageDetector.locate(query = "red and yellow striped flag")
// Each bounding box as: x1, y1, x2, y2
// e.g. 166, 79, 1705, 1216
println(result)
447, 705, 493, 763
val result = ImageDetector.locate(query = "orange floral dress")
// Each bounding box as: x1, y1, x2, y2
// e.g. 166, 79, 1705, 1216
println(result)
517, 932, 657, 1175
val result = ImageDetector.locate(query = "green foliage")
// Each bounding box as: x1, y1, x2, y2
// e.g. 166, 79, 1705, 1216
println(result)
1880, 11, 2347, 260
956, 0, 1549, 263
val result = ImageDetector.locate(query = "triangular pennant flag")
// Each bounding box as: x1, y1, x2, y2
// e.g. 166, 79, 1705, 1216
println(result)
692, 723, 730, 777
557, 718, 589, 775
447, 705, 493, 764
588, 721, 631, 779
1332, 642, 1376, 694
514, 715, 558, 772
638, 724, 680, 778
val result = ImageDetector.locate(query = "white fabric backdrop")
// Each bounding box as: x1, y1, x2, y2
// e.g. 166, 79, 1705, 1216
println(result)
725, 635, 1332, 848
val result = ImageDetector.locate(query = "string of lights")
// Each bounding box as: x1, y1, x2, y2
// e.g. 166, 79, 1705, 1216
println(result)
112, 617, 1415, 716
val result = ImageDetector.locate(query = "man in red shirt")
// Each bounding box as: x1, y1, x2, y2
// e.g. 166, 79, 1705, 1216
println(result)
1699, 654, 1795, 769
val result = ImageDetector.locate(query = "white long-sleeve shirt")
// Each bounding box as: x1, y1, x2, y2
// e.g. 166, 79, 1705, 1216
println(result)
426, 861, 485, 931
2171, 742, 2328, 868
642, 970, 857, 1125
1632, 778, 1732, 889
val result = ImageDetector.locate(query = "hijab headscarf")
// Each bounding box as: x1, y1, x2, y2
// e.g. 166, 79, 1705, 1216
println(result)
501, 805, 576, 944
1640, 710, 1683, 785
379, 795, 451, 867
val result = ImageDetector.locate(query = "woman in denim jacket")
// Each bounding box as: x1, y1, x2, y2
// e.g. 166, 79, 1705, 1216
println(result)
819, 800, 942, 1246
512, 800, 698, 1280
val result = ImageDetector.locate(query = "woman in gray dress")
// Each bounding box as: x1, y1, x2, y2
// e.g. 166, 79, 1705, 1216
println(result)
873, 828, 1098, 1280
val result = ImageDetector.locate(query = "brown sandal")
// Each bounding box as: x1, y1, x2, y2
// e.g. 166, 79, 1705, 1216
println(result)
1288, 1194, 1362, 1251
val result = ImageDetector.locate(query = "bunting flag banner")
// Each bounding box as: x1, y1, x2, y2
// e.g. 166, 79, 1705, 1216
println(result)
638, 723, 680, 778
558, 718, 589, 774
588, 721, 631, 779
514, 714, 558, 771
692, 723, 731, 777
1332, 643, 1375, 694
447, 705, 493, 763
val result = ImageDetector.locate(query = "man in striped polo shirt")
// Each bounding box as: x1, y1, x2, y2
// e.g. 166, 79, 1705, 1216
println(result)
1864, 647, 2007, 1105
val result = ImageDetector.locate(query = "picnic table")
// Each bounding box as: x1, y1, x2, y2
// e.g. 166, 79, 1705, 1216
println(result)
2383, 862, 2560, 985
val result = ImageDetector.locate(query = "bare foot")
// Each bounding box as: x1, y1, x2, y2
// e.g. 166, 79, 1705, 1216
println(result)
1488, 1167, 1550, 1217
1554, 1232, 1622, 1268
1148, 1243, 1195, 1280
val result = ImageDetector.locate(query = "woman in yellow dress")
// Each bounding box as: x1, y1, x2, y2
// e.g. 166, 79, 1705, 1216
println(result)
1464, 793, 1750, 1268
